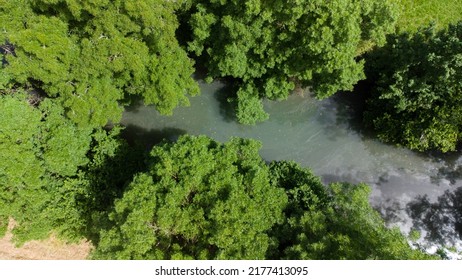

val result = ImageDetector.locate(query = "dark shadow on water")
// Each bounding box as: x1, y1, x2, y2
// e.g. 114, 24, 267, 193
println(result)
121, 95, 147, 114
433, 165, 462, 186
213, 82, 238, 123
121, 124, 187, 150
330, 80, 377, 141
321, 169, 390, 189
331, 91, 370, 136
427, 148, 462, 186
373, 189, 462, 251
406, 187, 462, 246
124, 102, 142, 114
383, 201, 405, 225
192, 67, 209, 81
321, 173, 363, 186
375, 198, 407, 226
313, 86, 376, 143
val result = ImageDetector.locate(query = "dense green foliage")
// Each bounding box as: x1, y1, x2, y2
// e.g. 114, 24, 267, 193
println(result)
267, 161, 431, 260
0, 90, 145, 244
0, 92, 89, 243
1, 0, 453, 260
93, 135, 287, 259
1, 0, 198, 128
92, 136, 431, 260
364, 23, 462, 152
185, 0, 397, 124
1, 0, 198, 245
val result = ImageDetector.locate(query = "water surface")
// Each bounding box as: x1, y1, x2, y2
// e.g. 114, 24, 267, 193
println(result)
121, 80, 462, 254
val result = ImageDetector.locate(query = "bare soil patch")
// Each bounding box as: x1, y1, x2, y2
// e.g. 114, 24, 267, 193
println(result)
0, 219, 91, 260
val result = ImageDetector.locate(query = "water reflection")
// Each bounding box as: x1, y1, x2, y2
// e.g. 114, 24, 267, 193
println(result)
213, 83, 238, 123
430, 151, 462, 186
407, 187, 462, 248
121, 80, 462, 254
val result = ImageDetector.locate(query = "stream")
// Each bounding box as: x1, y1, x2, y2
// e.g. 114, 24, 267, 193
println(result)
121, 80, 462, 258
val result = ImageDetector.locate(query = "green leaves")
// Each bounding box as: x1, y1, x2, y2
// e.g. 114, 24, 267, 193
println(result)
235, 83, 269, 125
0, 93, 43, 190
365, 23, 462, 152
324, 183, 433, 259
186, 0, 397, 124
92, 138, 430, 260
39, 99, 92, 176
6, 15, 77, 96
266, 161, 432, 260
62, 77, 122, 127
94, 135, 287, 260
0, 93, 93, 243
1, 0, 199, 128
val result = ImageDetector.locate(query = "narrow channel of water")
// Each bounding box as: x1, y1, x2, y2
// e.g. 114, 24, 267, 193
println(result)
121, 80, 462, 256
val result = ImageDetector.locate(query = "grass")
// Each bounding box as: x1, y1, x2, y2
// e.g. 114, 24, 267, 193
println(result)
393, 0, 462, 32
0, 219, 91, 260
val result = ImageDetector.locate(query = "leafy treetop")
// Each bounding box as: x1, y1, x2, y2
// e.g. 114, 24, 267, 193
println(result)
364, 22, 462, 152
0, 0, 199, 128
185, 0, 397, 124
92, 136, 433, 260
93, 135, 287, 259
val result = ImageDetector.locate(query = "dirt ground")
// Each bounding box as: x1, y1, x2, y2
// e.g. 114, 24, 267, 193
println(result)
0, 219, 91, 260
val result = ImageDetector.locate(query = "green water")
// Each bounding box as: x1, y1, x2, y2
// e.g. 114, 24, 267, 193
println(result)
121, 80, 462, 253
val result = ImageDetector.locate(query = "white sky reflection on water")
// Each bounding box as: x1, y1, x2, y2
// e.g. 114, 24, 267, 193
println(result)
122, 80, 462, 256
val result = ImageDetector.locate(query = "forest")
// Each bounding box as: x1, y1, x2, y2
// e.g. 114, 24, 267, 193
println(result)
1, 0, 462, 259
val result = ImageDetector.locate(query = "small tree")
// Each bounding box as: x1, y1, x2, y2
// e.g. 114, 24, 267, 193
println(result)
267, 161, 433, 260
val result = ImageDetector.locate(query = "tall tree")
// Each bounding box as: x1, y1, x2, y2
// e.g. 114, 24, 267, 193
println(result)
185, 0, 397, 124
0, 90, 145, 244
93, 135, 287, 259
364, 23, 462, 152
0, 92, 91, 243
1, 0, 199, 128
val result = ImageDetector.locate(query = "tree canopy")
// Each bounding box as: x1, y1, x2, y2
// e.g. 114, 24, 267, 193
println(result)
93, 135, 287, 259
185, 0, 397, 124
364, 22, 462, 152
1, 0, 199, 243
1, 0, 198, 128
92, 136, 431, 260
0, 92, 91, 242
267, 161, 432, 260
0, 0, 448, 260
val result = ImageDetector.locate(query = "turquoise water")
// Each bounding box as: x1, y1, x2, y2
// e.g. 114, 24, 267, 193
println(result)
121, 80, 462, 254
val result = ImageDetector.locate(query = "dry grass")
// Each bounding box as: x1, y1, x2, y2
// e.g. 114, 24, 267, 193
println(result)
0, 219, 91, 260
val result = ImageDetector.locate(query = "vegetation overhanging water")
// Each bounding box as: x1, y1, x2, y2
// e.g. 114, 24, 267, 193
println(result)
122, 80, 462, 255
